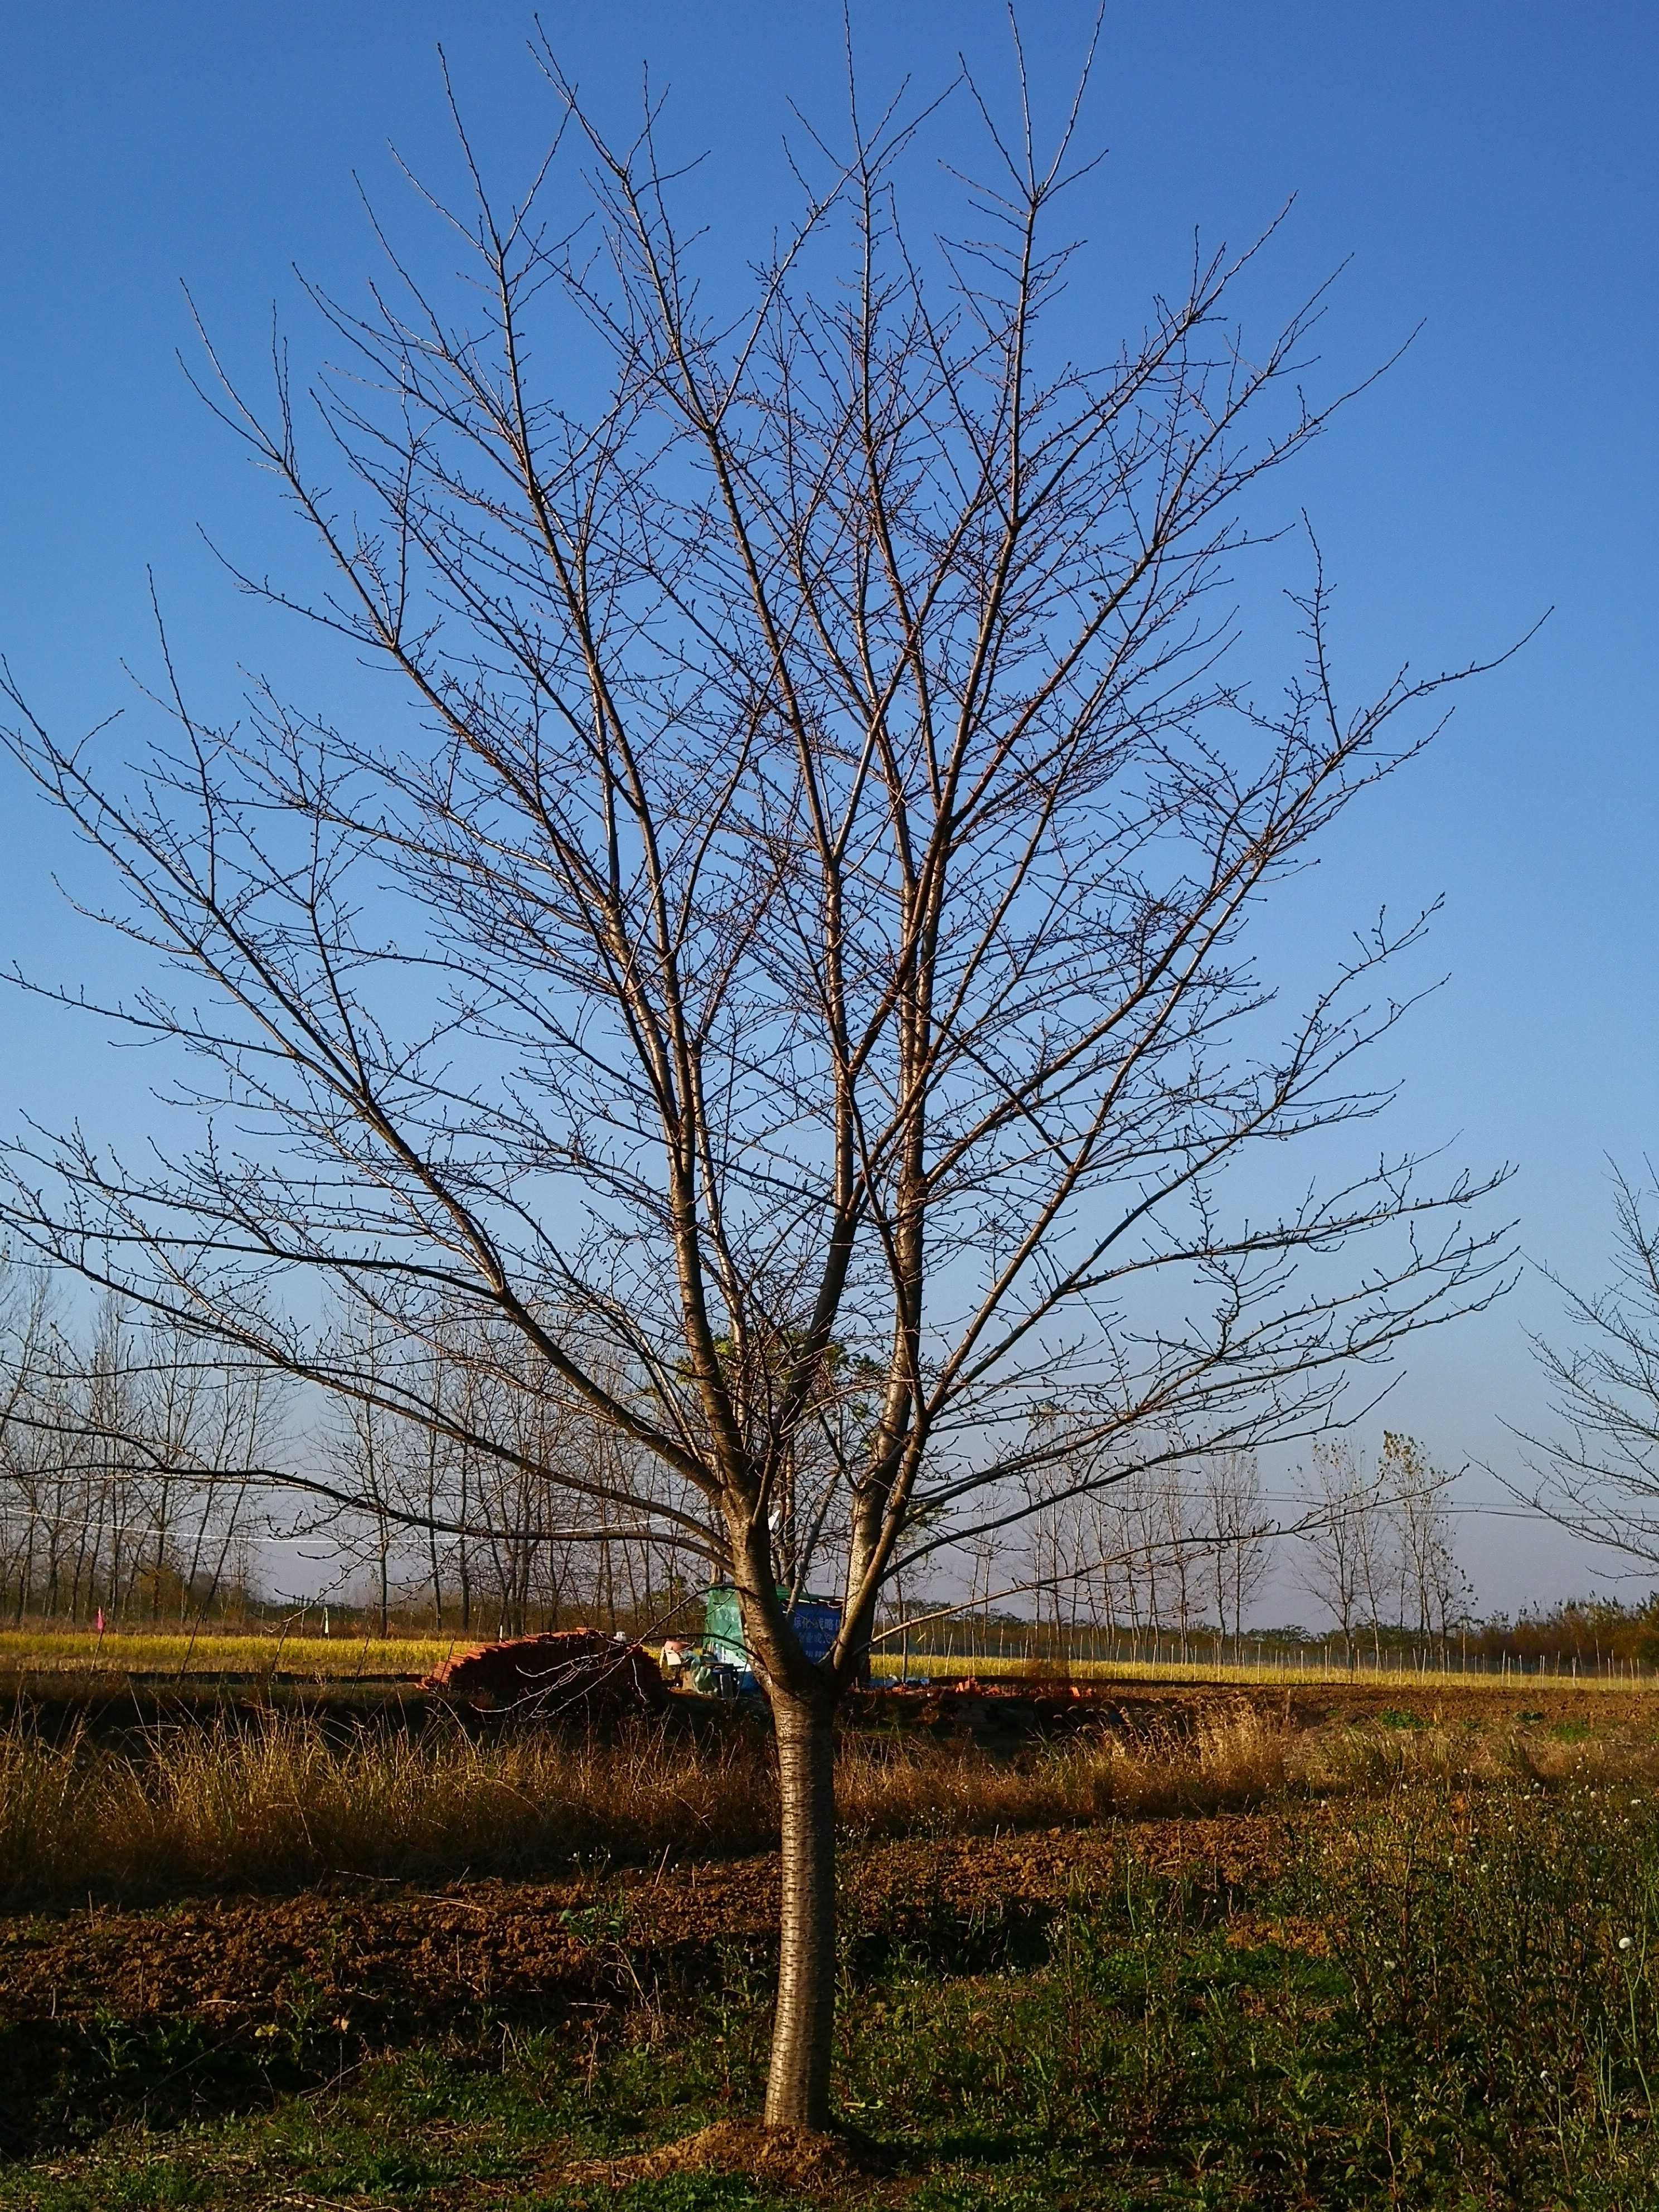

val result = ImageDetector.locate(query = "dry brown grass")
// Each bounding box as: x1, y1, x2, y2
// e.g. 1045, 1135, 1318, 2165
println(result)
0, 1700, 1302, 1905
834, 1702, 1292, 1834
7, 1696, 1656, 1909
0, 1716, 780, 1904
0, 1704, 1297, 1905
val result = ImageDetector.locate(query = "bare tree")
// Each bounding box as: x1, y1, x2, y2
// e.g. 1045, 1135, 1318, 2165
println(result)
0, 1267, 56, 1621
1201, 1449, 1273, 1653
1521, 1166, 1659, 1572
1296, 1435, 1370, 1665
1152, 1458, 1205, 1661
1351, 1444, 1401, 1670
1424, 1507, 1472, 1654
1382, 1430, 1468, 1652
327, 1313, 401, 1636
0, 40, 1514, 2127
1093, 1466, 1160, 1653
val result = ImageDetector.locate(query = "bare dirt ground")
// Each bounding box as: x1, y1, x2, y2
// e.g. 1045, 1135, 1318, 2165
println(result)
0, 1806, 1289, 2160
0, 1812, 1284, 2042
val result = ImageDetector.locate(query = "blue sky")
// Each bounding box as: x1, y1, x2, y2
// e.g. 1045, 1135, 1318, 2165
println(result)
1, 3, 1655, 1612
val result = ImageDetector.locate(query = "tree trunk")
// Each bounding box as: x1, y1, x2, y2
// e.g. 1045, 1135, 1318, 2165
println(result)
766, 1693, 837, 2130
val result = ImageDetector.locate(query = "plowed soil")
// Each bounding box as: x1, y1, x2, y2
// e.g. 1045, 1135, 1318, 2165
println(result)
0, 1812, 1282, 2043
3, 1675, 1648, 2046
0, 1809, 1291, 2159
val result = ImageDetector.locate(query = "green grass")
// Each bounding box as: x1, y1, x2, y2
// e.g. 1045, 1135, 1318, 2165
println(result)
9, 1783, 1659, 2208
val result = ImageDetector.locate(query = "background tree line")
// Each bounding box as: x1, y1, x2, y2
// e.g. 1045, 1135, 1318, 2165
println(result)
0, 1274, 270, 1625
0, 1272, 701, 1635
14, 1255, 1659, 1688
0, 1269, 1508, 1671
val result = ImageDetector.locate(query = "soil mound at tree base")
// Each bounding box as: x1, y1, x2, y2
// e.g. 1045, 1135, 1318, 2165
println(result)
419, 1628, 666, 1714
565, 2118, 869, 2195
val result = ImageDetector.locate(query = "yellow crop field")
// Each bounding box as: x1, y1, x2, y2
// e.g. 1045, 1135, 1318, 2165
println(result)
866, 1649, 1650, 1692
0, 1629, 1648, 1692
0, 1629, 460, 1679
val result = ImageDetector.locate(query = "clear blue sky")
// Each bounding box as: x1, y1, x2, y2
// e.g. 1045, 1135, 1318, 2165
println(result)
2, 3, 1655, 1612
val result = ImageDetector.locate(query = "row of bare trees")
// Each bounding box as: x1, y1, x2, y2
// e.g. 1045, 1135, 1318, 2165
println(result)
6, 1257, 1314, 1648
0, 1271, 715, 1637
317, 1308, 711, 1636
0, 1248, 1481, 1662
2, 1285, 1479, 1663
1016, 1450, 1273, 1656
1298, 1431, 1470, 1663
987, 1434, 1471, 1664
0, 1275, 273, 1623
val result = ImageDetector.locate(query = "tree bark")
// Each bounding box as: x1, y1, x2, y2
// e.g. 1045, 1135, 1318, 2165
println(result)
765, 1692, 837, 2129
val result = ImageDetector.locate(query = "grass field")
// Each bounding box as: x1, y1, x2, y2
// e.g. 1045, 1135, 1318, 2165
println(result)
6, 1668, 1659, 2204
4, 1629, 1658, 2200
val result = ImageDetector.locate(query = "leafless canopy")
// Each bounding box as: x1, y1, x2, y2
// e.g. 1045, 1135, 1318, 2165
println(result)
1, 38, 1514, 2122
